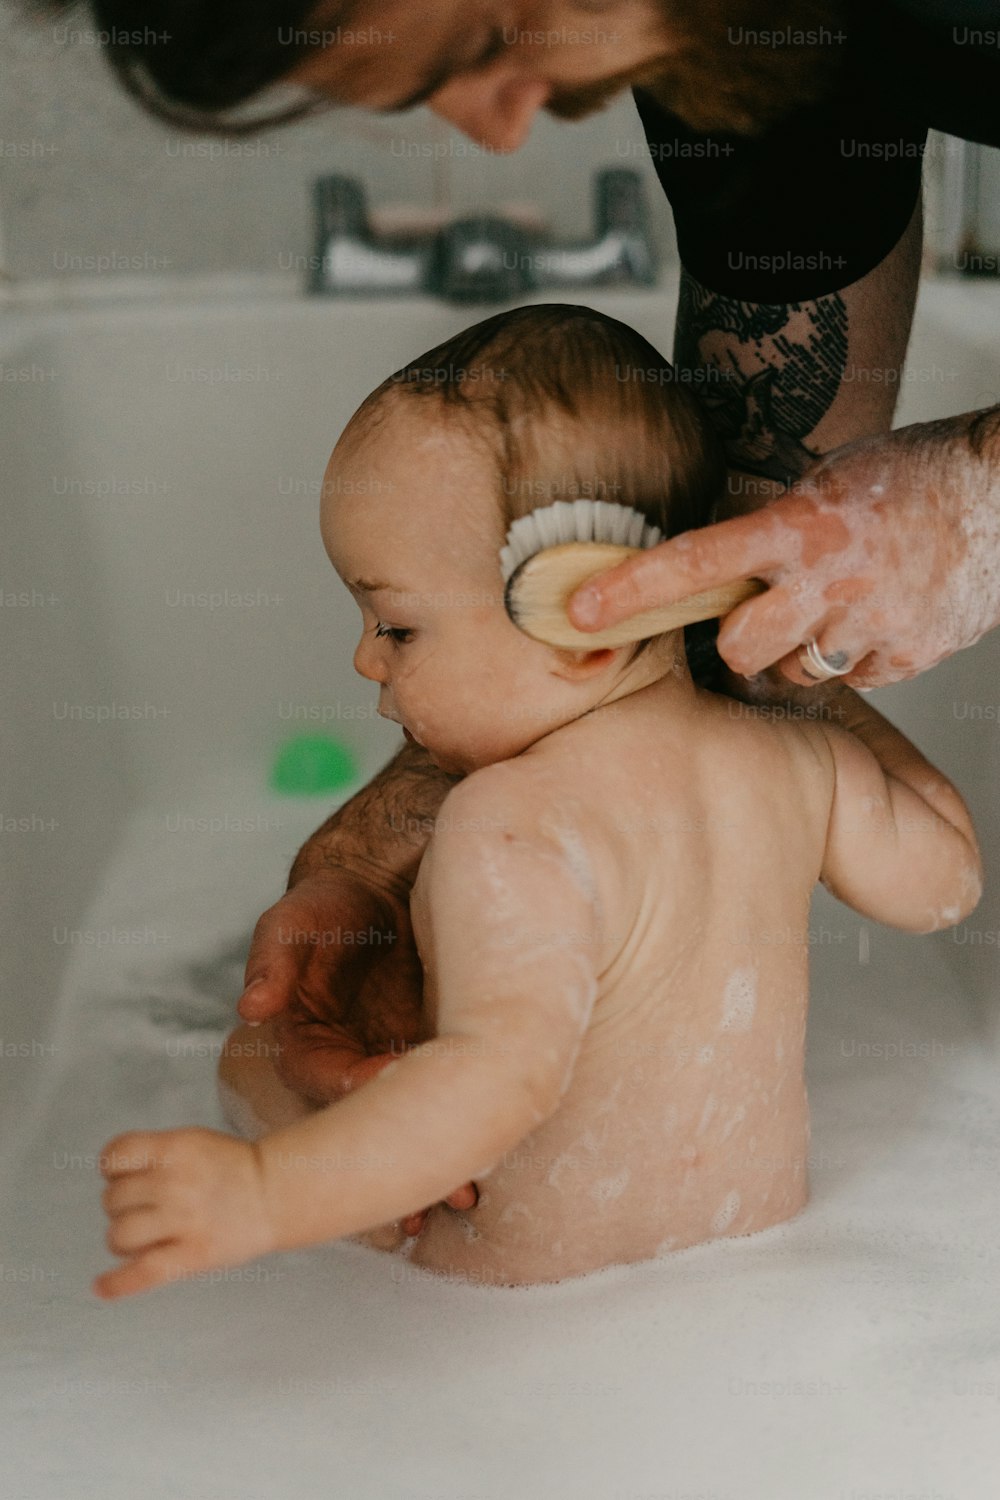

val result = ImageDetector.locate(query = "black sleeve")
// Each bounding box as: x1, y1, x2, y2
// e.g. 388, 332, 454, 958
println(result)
632, 0, 1000, 305
631, 75, 928, 305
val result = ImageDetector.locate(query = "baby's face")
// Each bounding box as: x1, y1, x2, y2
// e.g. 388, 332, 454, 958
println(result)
321, 399, 619, 776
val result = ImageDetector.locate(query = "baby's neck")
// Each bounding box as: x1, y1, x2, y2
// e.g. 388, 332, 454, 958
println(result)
590, 633, 692, 714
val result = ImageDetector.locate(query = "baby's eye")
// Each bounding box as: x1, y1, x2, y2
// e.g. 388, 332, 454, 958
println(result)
374, 621, 413, 645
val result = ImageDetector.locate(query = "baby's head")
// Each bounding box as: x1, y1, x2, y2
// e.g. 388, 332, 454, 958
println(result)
321, 303, 725, 775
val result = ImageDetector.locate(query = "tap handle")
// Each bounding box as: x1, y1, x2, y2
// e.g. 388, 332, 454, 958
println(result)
594, 168, 648, 236
593, 167, 657, 285
430, 216, 533, 303
313, 175, 369, 240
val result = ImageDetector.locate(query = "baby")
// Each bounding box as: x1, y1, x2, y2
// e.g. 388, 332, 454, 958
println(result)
94, 304, 982, 1299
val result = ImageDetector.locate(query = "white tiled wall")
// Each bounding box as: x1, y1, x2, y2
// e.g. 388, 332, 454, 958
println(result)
0, 1, 677, 286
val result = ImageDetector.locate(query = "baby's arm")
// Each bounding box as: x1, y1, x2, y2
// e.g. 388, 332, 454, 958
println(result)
254, 766, 600, 1250
817, 687, 983, 931
96, 769, 598, 1296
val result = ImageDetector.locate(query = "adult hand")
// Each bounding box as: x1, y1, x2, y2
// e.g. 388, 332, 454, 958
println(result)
567, 421, 996, 690
237, 871, 426, 1099
236, 871, 477, 1232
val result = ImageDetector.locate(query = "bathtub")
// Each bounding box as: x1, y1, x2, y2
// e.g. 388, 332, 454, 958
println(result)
2, 273, 1000, 1499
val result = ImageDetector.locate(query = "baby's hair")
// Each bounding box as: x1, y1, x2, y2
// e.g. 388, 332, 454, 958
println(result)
342, 303, 727, 658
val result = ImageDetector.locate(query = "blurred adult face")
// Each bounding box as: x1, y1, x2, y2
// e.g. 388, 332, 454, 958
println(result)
289, 0, 846, 151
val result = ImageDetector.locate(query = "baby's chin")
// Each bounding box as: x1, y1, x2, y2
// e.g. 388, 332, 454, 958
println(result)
418, 738, 511, 778
404, 728, 460, 774
404, 722, 529, 775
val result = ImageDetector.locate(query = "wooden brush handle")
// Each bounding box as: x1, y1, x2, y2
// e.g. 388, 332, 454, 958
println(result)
507, 542, 767, 650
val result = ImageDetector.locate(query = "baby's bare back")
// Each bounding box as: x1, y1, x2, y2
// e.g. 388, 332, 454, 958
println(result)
395, 684, 835, 1285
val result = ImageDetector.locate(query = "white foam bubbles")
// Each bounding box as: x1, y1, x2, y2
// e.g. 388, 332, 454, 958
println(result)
710, 1190, 741, 1235
721, 966, 757, 1032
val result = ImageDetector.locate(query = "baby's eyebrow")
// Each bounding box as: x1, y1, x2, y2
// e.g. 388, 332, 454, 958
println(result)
346, 577, 407, 595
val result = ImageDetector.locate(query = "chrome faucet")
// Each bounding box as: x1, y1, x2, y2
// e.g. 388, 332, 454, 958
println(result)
308, 169, 659, 303
308, 176, 435, 294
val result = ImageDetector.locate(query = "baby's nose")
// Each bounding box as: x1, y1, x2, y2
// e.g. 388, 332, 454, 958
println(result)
353, 639, 387, 684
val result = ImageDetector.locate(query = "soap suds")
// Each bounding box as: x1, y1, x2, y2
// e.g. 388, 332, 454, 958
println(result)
710, 1190, 741, 1234
696, 1094, 717, 1135
549, 823, 601, 908
720, 1104, 747, 1143
721, 966, 757, 1032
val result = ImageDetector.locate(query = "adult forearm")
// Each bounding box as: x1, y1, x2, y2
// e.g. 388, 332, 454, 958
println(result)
896, 403, 1000, 649
288, 742, 462, 892
674, 198, 924, 516
256, 1037, 547, 1250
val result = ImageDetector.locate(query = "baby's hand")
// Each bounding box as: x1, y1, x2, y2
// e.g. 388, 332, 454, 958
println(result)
93, 1128, 274, 1301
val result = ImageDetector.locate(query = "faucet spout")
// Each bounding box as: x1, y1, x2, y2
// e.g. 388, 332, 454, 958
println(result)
307, 169, 659, 303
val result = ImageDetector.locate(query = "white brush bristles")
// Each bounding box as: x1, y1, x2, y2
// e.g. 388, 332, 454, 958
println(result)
499, 500, 663, 586
500, 498, 766, 650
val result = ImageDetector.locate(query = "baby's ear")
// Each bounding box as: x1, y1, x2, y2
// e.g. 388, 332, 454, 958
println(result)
549, 646, 619, 680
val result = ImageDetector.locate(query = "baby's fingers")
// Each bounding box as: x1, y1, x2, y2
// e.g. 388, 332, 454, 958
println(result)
445, 1182, 479, 1212
99, 1130, 172, 1178
102, 1172, 156, 1216
106, 1206, 171, 1258
92, 1244, 181, 1301
401, 1180, 479, 1235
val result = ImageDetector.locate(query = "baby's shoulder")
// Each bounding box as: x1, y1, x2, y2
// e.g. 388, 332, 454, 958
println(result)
430, 757, 608, 891
436, 758, 558, 842
418, 759, 608, 944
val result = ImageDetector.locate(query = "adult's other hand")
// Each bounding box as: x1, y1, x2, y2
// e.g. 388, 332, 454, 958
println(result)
237, 871, 427, 1100
235, 870, 478, 1233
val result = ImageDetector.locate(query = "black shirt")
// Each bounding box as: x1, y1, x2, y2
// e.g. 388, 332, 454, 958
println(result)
633, 0, 1000, 302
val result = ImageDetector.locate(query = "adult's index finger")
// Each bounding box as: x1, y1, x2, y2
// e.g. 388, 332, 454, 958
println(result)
566, 508, 790, 631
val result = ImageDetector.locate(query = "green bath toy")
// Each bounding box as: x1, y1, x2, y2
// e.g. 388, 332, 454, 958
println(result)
270, 734, 358, 796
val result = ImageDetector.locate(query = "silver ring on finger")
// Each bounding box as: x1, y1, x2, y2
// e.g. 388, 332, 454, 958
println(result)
797, 638, 852, 682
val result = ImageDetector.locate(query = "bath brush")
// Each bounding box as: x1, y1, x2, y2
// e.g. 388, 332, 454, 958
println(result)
500, 499, 765, 650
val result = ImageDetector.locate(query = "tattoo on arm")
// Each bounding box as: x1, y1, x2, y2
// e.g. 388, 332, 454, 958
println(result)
674, 269, 849, 485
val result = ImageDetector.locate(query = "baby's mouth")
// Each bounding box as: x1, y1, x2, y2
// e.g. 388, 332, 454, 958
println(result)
380, 708, 422, 747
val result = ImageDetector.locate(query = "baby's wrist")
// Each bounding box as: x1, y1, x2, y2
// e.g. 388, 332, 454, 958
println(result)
247, 1139, 288, 1257
253, 1126, 342, 1255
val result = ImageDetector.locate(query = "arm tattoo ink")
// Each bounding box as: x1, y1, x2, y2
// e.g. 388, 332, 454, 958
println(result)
674, 269, 849, 486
